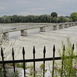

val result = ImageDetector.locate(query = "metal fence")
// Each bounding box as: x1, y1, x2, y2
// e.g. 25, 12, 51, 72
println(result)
0, 44, 76, 77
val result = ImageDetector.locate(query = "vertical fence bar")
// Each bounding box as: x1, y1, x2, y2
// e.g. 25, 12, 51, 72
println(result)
72, 44, 75, 76
22, 47, 26, 77
33, 46, 35, 77
52, 45, 55, 77
61, 45, 65, 77
69, 44, 74, 77
12, 48, 15, 73
43, 46, 46, 77
72, 44, 76, 77
72, 44, 74, 51
1, 48, 6, 77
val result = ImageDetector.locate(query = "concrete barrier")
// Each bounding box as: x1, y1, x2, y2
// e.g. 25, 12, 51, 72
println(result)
75, 23, 77, 25
0, 35, 2, 45
40, 26, 46, 32
64, 24, 68, 28
69, 23, 72, 27
59, 24, 64, 29
21, 30, 28, 36
72, 23, 75, 26
53, 25, 57, 30
2, 32, 9, 40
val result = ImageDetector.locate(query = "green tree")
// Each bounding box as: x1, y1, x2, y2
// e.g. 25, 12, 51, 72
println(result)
51, 12, 58, 18
58, 16, 64, 23
70, 12, 77, 22
57, 16, 69, 23
0, 16, 10, 23
10, 15, 20, 23
38, 14, 48, 22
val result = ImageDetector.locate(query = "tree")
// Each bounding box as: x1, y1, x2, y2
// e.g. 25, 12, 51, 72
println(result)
70, 12, 77, 22
10, 15, 20, 23
38, 14, 48, 22
51, 12, 58, 18
58, 16, 64, 23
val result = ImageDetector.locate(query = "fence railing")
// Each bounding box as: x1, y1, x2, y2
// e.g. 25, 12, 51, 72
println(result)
0, 44, 76, 77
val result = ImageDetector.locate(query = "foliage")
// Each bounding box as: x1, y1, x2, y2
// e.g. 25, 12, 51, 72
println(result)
70, 12, 77, 22
0, 65, 4, 77
0, 12, 75, 23
57, 16, 69, 23
25, 64, 47, 77
54, 39, 77, 77
51, 12, 58, 18
15, 63, 24, 68
0, 64, 18, 77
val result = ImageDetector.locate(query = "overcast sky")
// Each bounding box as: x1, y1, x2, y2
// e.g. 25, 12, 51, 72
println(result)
0, 0, 77, 16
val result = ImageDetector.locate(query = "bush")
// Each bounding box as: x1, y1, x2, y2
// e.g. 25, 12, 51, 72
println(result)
54, 39, 77, 77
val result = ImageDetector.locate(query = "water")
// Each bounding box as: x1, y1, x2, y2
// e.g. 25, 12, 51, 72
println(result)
1, 23, 77, 64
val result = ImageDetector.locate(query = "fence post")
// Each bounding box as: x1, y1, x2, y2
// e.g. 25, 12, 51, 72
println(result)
22, 47, 26, 77
33, 46, 35, 77
72, 44, 74, 51
61, 45, 65, 77
52, 45, 55, 77
69, 44, 74, 77
12, 48, 15, 73
72, 44, 76, 76
43, 46, 46, 77
1, 48, 7, 77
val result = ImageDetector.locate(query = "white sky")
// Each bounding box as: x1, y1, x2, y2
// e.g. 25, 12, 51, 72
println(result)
0, 0, 77, 16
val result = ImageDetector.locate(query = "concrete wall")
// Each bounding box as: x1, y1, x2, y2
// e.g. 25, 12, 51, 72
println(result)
2, 32, 9, 40
59, 24, 64, 29
0, 34, 2, 45
75, 23, 77, 25
53, 25, 57, 30
21, 30, 28, 36
69, 23, 72, 27
40, 27, 46, 32
64, 24, 68, 28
